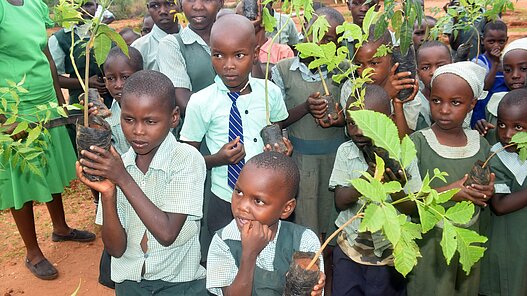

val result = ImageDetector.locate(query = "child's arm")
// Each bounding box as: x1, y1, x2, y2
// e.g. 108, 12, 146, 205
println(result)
474, 119, 495, 136
75, 161, 127, 257
483, 51, 501, 90
491, 190, 527, 215
281, 92, 327, 128
185, 137, 246, 170
79, 146, 189, 247
223, 220, 273, 296
335, 185, 363, 211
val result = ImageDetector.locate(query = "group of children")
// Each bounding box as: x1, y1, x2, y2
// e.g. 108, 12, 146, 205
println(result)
48, 0, 527, 295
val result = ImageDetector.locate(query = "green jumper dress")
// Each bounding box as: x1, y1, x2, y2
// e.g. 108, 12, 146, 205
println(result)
407, 128, 490, 296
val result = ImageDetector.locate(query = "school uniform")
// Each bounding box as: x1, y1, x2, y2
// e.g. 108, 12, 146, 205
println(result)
407, 128, 490, 296
131, 24, 179, 70
479, 142, 527, 296
272, 57, 346, 235
180, 75, 288, 231
266, 12, 299, 46
157, 26, 216, 92
105, 100, 129, 155
111, 134, 207, 295
329, 140, 422, 296
470, 54, 509, 127
484, 91, 508, 146
206, 219, 322, 296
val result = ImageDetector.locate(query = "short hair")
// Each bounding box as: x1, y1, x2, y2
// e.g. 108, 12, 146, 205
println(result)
104, 46, 144, 72
121, 70, 175, 110
315, 6, 344, 25
416, 40, 452, 61
347, 84, 391, 116
425, 15, 437, 25
483, 20, 507, 36
119, 27, 137, 35
498, 88, 527, 113
367, 25, 392, 45
245, 151, 300, 198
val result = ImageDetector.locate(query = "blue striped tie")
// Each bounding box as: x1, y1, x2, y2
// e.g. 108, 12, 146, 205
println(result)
227, 91, 245, 189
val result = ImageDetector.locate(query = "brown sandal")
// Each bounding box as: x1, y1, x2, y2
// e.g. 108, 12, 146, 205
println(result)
25, 258, 58, 280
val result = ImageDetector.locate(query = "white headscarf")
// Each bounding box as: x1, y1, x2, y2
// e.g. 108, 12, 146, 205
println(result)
501, 37, 527, 61
431, 61, 487, 99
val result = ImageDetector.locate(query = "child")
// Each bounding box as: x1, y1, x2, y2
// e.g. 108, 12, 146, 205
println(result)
479, 89, 527, 296
341, 27, 419, 136
348, 0, 380, 28
157, 0, 223, 114
119, 27, 140, 46
475, 37, 527, 145
470, 20, 509, 127
412, 16, 437, 51
141, 14, 154, 36
180, 14, 289, 233
131, 0, 180, 70
206, 151, 325, 295
76, 70, 207, 295
331, 84, 422, 296
407, 62, 495, 296
415, 40, 454, 130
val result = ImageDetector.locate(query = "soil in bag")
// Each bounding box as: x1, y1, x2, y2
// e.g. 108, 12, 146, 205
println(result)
76, 115, 112, 181
284, 251, 320, 296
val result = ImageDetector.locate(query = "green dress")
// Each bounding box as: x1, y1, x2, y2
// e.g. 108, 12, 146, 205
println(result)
479, 143, 527, 296
407, 128, 490, 296
0, 0, 77, 210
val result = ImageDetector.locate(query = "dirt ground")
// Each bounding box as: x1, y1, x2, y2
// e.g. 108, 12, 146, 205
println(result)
3, 1, 527, 296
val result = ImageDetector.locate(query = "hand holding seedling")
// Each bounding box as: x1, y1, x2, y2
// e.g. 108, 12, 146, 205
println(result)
217, 136, 246, 165
75, 160, 116, 197
241, 220, 273, 259
386, 63, 416, 100
450, 173, 496, 207
475, 119, 495, 136
79, 145, 127, 188
79, 99, 99, 117
88, 75, 109, 96
317, 102, 344, 128
264, 137, 293, 156
306, 92, 328, 119
310, 272, 325, 296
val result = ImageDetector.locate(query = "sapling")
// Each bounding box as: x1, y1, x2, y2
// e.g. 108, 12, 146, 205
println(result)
464, 131, 527, 186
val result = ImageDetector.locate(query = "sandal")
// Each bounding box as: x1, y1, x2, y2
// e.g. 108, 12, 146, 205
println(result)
25, 258, 58, 280
51, 228, 96, 242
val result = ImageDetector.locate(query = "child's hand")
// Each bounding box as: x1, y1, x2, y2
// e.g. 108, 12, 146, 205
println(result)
217, 137, 246, 165
75, 161, 116, 196
79, 145, 127, 186
79, 100, 99, 117
452, 174, 495, 207
88, 75, 109, 96
317, 102, 344, 128
384, 167, 407, 187
306, 92, 328, 119
263, 137, 294, 156
489, 47, 502, 62
392, 79, 419, 105
310, 271, 326, 296
474, 119, 495, 136
386, 63, 415, 99
240, 220, 273, 259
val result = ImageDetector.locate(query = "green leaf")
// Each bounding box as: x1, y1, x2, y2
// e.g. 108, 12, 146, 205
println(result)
93, 32, 112, 67
11, 121, 28, 135
56, 107, 68, 118
391, 10, 403, 41
417, 202, 444, 233
400, 135, 417, 169
435, 188, 459, 204
337, 22, 363, 44
359, 203, 385, 233
440, 220, 457, 265
382, 204, 401, 245
519, 148, 527, 163
445, 201, 474, 225
424, 190, 437, 206
383, 181, 402, 194
350, 177, 386, 203
308, 15, 330, 44
26, 125, 41, 146
1, 98, 7, 111
98, 25, 129, 58
295, 43, 324, 59
393, 220, 422, 276
362, 5, 379, 36
374, 153, 385, 181
348, 110, 401, 161
455, 226, 487, 274
262, 7, 277, 33
372, 44, 392, 59
6, 80, 17, 88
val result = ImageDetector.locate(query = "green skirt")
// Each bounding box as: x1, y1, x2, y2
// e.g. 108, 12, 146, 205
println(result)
0, 125, 77, 210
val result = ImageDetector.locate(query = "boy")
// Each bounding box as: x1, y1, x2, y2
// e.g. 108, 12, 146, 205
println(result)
479, 89, 527, 296
131, 0, 180, 70
206, 151, 325, 295
141, 15, 154, 36
412, 16, 437, 50
330, 84, 421, 296
180, 14, 289, 233
470, 20, 509, 127
76, 70, 207, 295
119, 28, 140, 46
158, 0, 223, 115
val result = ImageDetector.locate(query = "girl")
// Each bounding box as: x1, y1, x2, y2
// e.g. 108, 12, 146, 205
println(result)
475, 37, 527, 145
407, 61, 495, 296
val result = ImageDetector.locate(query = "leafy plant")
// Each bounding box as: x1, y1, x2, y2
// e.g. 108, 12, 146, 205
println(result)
481, 131, 527, 168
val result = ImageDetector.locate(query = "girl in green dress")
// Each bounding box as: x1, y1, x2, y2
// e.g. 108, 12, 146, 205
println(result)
479, 89, 527, 296
0, 0, 95, 280
407, 62, 495, 296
